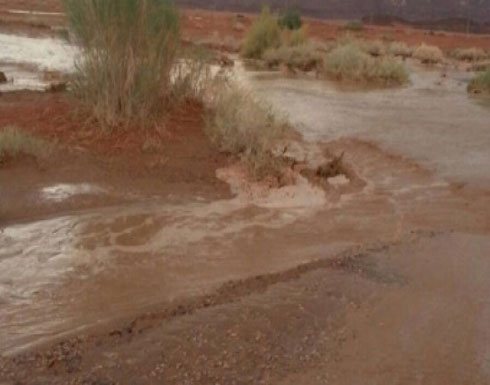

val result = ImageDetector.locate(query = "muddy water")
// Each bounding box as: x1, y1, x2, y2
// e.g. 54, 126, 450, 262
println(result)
1, 63, 490, 355
250, 62, 490, 187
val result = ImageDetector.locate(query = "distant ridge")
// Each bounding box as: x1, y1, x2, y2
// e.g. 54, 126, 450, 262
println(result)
178, 0, 490, 32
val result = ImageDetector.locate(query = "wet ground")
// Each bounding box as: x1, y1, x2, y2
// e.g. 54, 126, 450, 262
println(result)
1, 43, 490, 382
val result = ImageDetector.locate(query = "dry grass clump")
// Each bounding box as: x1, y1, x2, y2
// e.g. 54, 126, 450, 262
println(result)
205, 80, 285, 177
388, 41, 413, 58
452, 47, 487, 62
468, 69, 490, 94
469, 61, 490, 72
361, 40, 386, 57
0, 127, 50, 163
64, 0, 184, 127
323, 43, 408, 85
413, 43, 444, 64
281, 27, 307, 47
241, 7, 282, 59
263, 42, 324, 71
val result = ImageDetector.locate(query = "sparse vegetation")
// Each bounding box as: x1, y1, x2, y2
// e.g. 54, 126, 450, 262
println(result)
343, 21, 364, 32
205, 80, 285, 177
322, 43, 409, 85
469, 61, 490, 72
64, 0, 182, 127
388, 41, 413, 58
281, 27, 307, 47
413, 43, 444, 64
468, 69, 490, 94
263, 42, 324, 71
241, 7, 282, 59
361, 40, 386, 57
451, 47, 487, 62
279, 10, 302, 31
0, 127, 49, 163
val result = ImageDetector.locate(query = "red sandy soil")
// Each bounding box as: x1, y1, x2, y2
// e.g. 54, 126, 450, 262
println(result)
0, 92, 230, 223
1, 1, 490, 51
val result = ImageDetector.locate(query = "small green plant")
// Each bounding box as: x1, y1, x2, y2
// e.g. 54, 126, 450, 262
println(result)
263, 43, 323, 71
452, 47, 487, 62
64, 0, 181, 127
205, 80, 285, 177
279, 10, 302, 30
323, 43, 408, 85
242, 7, 282, 59
343, 21, 364, 32
0, 127, 50, 163
468, 69, 490, 94
413, 43, 444, 64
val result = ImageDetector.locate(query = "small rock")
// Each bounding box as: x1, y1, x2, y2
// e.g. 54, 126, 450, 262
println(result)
0, 71, 7, 84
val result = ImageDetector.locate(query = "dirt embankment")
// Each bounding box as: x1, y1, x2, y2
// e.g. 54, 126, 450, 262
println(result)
0, 92, 231, 223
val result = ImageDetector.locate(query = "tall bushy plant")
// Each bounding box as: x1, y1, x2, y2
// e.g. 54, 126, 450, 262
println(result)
241, 7, 281, 59
64, 0, 180, 127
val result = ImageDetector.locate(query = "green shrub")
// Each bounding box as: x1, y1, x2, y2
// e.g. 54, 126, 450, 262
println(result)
64, 0, 181, 127
323, 43, 408, 85
323, 43, 370, 80
468, 69, 490, 94
205, 81, 284, 177
242, 7, 282, 59
279, 10, 302, 30
0, 127, 50, 162
343, 21, 364, 32
452, 47, 487, 62
413, 43, 444, 64
388, 41, 413, 58
263, 43, 323, 71
369, 57, 409, 84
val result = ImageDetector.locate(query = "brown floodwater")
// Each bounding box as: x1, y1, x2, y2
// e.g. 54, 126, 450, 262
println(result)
1, 62, 490, 356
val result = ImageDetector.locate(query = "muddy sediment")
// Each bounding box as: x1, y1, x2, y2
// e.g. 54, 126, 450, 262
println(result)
1, 8, 490, 383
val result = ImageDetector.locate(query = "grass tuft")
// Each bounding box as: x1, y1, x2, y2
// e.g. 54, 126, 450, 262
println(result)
64, 0, 182, 127
0, 127, 50, 163
205, 80, 285, 177
413, 43, 444, 64
323, 43, 409, 85
241, 7, 282, 59
361, 40, 386, 57
388, 41, 413, 58
263, 42, 324, 72
452, 47, 487, 62
468, 69, 490, 94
